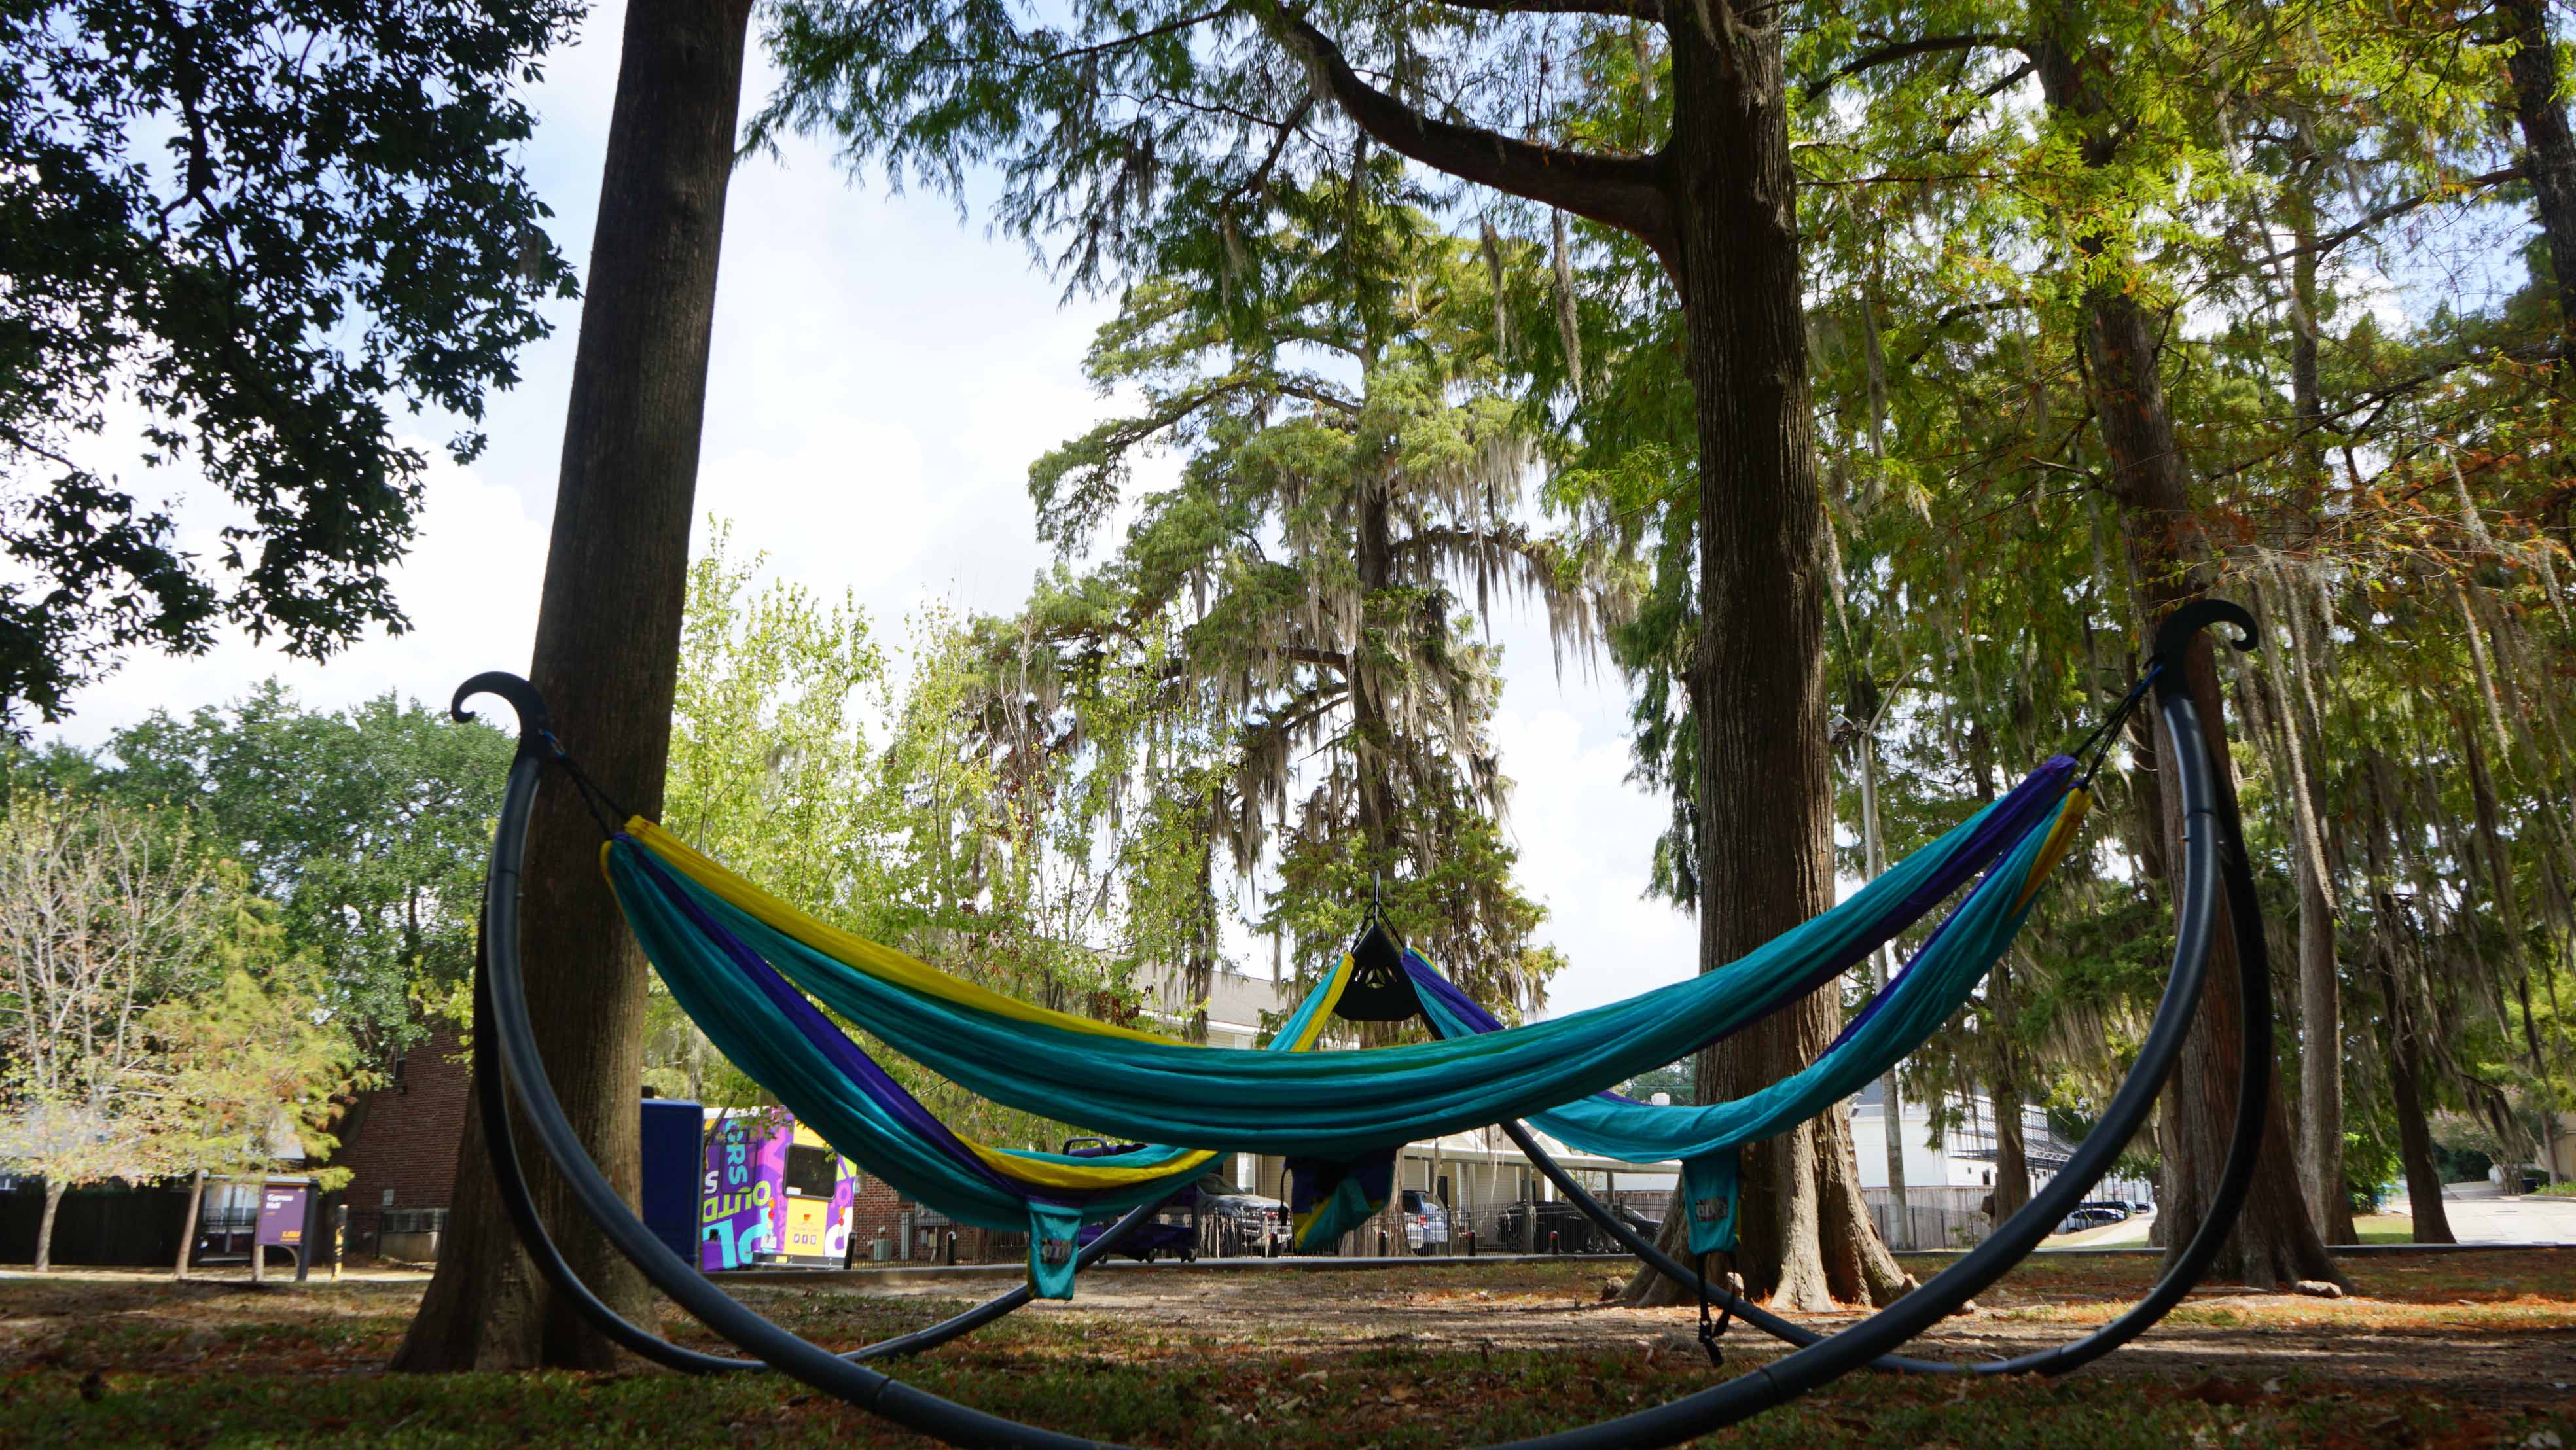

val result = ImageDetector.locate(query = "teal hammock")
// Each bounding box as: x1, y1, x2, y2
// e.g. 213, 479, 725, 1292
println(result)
608, 755, 2087, 1293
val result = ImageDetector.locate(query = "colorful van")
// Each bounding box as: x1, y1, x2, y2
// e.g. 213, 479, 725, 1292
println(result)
699, 1110, 859, 1271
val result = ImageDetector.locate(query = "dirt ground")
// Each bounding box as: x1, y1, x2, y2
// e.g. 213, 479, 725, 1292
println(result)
798, 1249, 2576, 1398
0, 1248, 2568, 1446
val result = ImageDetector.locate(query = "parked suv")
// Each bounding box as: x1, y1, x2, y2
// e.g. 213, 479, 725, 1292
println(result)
1198, 1193, 1287, 1256
1400, 1190, 1451, 1254
2053, 1206, 2126, 1235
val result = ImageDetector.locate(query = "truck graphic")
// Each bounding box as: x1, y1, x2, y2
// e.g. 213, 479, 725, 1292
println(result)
697, 1110, 858, 1271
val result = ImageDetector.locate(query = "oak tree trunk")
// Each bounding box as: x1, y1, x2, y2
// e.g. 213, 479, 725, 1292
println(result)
1638, 9, 1901, 1311
1990, 959, 2033, 1222
2506, 0, 2576, 334
1857, 730, 1911, 1247
1276, 0, 1895, 1312
2082, 299, 2341, 1288
2036, 1, 2343, 1289
2375, 921, 2459, 1246
392, 0, 755, 1371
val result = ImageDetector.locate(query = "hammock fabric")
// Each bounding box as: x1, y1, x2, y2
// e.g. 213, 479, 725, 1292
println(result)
1404, 778, 2088, 1254
605, 756, 2085, 1293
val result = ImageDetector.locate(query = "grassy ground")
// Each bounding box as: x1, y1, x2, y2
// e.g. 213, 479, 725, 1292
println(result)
1, 1250, 2569, 1447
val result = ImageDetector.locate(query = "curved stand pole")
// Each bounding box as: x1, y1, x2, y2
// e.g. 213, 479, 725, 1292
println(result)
473, 951, 1175, 1375
453, 675, 1175, 1381
1510, 610, 2278, 1382
453, 599, 2270, 1449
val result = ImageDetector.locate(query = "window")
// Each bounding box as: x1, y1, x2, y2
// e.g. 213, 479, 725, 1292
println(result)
783, 1144, 838, 1199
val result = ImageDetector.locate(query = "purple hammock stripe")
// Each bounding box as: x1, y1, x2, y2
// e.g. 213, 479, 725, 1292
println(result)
1404, 756, 2077, 1091
1823, 760, 2073, 1053
623, 841, 1062, 1205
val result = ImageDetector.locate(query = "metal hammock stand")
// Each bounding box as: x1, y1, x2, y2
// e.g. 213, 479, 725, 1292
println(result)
457, 600, 2272, 1448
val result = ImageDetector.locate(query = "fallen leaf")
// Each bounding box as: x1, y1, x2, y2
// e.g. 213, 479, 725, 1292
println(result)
2182, 1376, 2264, 1407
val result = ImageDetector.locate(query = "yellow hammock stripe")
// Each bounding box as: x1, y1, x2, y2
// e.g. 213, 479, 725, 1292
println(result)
623, 817, 1179, 1045
960, 951, 1356, 1190
2014, 788, 2091, 913
617, 819, 1357, 1194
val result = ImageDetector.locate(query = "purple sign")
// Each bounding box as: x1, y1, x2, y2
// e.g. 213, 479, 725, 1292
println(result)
256, 1184, 308, 1248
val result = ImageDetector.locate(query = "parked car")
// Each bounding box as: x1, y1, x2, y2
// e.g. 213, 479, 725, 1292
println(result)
1400, 1190, 1450, 1254
2052, 1207, 2126, 1235
1198, 1192, 1287, 1256
2075, 1201, 2132, 1222
1495, 1198, 1604, 1253
1076, 1213, 1196, 1263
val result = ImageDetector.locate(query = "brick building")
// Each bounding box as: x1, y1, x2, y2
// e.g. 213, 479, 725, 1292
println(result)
331, 1019, 471, 1260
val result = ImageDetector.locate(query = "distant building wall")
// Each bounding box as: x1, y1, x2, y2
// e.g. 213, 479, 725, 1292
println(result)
331, 1021, 471, 1257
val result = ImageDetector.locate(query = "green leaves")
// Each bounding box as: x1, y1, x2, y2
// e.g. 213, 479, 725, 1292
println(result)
91, 681, 514, 1063
0, 0, 579, 724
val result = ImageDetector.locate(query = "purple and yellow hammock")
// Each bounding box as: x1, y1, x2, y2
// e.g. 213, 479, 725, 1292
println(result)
605, 749, 2089, 1296
461, 603, 2276, 1450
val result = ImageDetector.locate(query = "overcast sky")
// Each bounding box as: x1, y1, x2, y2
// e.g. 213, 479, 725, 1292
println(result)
40, 3, 1699, 1019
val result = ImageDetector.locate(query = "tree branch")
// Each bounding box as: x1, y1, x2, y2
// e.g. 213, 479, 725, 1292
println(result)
1802, 34, 2032, 101
1275, 645, 1351, 673
2241, 166, 2523, 269
1266, 9, 1673, 256
1276, 379, 1359, 416
1433, 0, 1664, 17
1020, 7, 1232, 68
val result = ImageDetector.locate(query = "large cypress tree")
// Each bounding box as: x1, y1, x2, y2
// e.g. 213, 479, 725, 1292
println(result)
759, 0, 1916, 1311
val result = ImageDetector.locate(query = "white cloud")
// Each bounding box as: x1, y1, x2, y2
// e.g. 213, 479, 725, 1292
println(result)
1476, 602, 1700, 1019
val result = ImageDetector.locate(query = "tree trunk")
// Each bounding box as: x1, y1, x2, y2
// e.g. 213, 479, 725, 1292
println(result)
2035, 2, 2344, 1290
2254, 588, 2353, 1243
1632, 9, 1898, 1311
175, 1170, 206, 1281
393, 0, 755, 1372
1990, 959, 2033, 1222
2375, 919, 2458, 1245
2506, 0, 2576, 333
2458, 710, 2548, 1074
1857, 730, 1910, 1248
33, 1179, 64, 1273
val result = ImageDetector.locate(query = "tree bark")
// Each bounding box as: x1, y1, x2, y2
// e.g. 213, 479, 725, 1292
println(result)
2251, 588, 2353, 1243
2035, 0, 2344, 1291
1990, 958, 2033, 1222
1857, 729, 1911, 1247
393, 0, 755, 1372
33, 1179, 63, 1273
175, 1170, 206, 1281
1656, 7, 1897, 1311
1278, 0, 1893, 1309
2505, 0, 2576, 334
2359, 757, 2462, 1241
2374, 914, 2458, 1245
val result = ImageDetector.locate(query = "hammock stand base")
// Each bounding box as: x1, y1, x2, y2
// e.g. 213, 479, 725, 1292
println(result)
459, 600, 2270, 1448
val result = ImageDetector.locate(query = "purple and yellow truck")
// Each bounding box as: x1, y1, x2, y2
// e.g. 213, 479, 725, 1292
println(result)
695, 1110, 859, 1271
